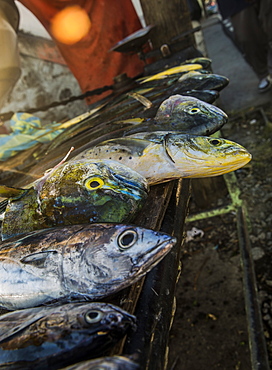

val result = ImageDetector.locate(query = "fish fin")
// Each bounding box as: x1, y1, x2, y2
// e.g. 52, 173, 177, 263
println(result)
0, 199, 8, 215
0, 185, 26, 199
163, 134, 175, 163
0, 307, 46, 343
33, 147, 74, 194
20, 251, 58, 268
120, 117, 144, 125
127, 92, 153, 109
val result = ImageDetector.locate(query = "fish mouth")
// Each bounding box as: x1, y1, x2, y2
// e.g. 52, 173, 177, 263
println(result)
220, 146, 252, 166
208, 105, 228, 124
197, 75, 229, 91
186, 150, 252, 177
211, 75, 229, 91
131, 236, 177, 275
102, 311, 137, 332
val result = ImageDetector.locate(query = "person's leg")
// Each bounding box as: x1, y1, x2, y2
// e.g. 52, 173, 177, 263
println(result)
231, 4, 269, 89
259, 0, 272, 77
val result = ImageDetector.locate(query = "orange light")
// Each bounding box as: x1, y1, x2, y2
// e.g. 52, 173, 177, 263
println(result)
51, 6, 91, 45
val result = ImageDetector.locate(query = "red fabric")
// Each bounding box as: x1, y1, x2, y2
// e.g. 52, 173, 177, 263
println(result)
18, 0, 145, 103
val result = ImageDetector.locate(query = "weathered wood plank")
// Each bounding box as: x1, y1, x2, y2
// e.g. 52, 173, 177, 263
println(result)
139, 0, 194, 50
122, 179, 191, 369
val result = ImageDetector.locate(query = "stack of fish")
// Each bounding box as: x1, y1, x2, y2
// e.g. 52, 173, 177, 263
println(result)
0, 58, 252, 369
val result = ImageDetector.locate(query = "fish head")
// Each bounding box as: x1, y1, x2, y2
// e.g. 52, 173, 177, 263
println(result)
78, 224, 176, 297
178, 71, 229, 92
0, 302, 136, 366
68, 302, 136, 335
166, 134, 252, 177
38, 159, 148, 225
154, 95, 228, 135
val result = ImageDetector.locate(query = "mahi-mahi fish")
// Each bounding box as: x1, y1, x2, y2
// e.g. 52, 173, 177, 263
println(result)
124, 94, 228, 136
0, 159, 148, 240
75, 132, 252, 185
0, 223, 176, 310
0, 302, 136, 370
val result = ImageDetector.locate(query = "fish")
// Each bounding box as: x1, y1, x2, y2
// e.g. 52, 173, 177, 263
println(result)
0, 223, 176, 310
125, 95, 228, 136
0, 159, 148, 240
180, 57, 212, 70
0, 302, 136, 370
138, 63, 204, 83
44, 93, 228, 160
179, 89, 219, 104
157, 71, 229, 103
177, 71, 229, 92
59, 355, 139, 370
76, 132, 252, 185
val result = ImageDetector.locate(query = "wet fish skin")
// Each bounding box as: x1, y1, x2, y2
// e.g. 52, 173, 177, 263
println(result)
139, 63, 203, 83
0, 159, 148, 240
125, 95, 228, 136
44, 92, 228, 160
154, 95, 227, 129
0, 302, 136, 370
135, 71, 228, 100
59, 355, 139, 370
67, 94, 228, 153
175, 89, 219, 104
0, 223, 176, 310
180, 57, 212, 70
78, 132, 252, 185
177, 71, 229, 92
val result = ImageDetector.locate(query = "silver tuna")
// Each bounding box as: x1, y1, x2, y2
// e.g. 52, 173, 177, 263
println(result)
0, 223, 176, 310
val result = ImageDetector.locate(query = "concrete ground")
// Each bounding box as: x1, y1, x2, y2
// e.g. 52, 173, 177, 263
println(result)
200, 15, 272, 114
168, 13, 272, 370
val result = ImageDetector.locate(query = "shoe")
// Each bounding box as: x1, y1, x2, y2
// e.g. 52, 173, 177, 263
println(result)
258, 76, 271, 93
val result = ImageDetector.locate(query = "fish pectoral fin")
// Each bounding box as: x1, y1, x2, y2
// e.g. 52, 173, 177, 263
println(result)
163, 135, 175, 163
0, 199, 8, 215
121, 118, 144, 125
0, 185, 27, 199
20, 251, 58, 268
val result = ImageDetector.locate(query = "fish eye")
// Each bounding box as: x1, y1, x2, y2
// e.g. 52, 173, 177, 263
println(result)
189, 107, 200, 114
85, 177, 104, 190
209, 138, 221, 146
85, 310, 104, 324
118, 229, 138, 250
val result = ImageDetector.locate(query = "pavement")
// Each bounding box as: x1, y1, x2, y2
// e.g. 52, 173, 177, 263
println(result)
200, 15, 272, 114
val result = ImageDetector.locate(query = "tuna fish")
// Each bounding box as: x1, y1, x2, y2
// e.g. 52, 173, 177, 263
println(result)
0, 223, 176, 310
0, 302, 136, 370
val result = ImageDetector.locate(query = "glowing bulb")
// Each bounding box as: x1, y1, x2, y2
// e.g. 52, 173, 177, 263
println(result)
51, 6, 91, 45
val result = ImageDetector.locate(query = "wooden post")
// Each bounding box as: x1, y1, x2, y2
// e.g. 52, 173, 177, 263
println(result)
139, 0, 194, 50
